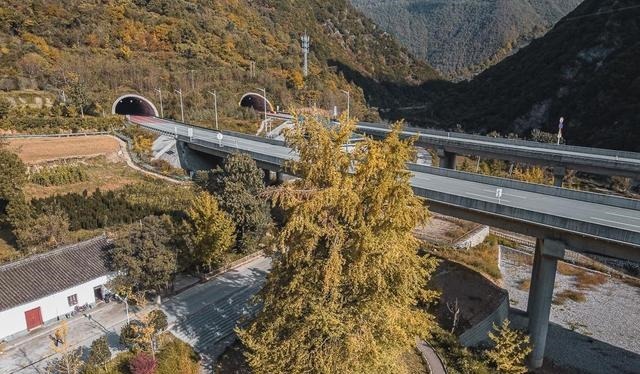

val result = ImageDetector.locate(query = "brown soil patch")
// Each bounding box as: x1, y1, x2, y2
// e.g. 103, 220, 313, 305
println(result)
427, 260, 507, 335
7, 136, 120, 164
415, 214, 478, 244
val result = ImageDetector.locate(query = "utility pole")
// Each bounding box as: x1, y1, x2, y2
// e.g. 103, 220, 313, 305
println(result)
257, 88, 267, 123
189, 70, 196, 91
155, 88, 163, 118
174, 89, 184, 122
557, 117, 564, 145
301, 32, 310, 77
249, 61, 256, 78
341, 89, 350, 121
208, 90, 219, 130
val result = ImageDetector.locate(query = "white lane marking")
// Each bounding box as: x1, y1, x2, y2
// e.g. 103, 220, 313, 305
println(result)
465, 192, 511, 203
605, 212, 640, 222
590, 217, 640, 229
482, 189, 527, 199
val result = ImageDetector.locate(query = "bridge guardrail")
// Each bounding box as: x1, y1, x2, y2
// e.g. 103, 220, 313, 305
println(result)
417, 189, 640, 247
407, 163, 640, 211
358, 122, 640, 161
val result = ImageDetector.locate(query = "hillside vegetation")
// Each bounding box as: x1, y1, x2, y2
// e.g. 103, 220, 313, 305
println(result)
351, 0, 582, 80
0, 0, 438, 127
399, 0, 640, 152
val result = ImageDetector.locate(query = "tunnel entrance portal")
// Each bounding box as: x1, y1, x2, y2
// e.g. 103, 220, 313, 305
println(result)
112, 94, 159, 116
239, 92, 274, 113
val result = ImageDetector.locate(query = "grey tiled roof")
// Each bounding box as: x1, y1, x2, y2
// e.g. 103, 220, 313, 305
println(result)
0, 236, 113, 312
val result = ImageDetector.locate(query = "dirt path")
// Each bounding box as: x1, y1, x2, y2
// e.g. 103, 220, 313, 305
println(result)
112, 136, 188, 185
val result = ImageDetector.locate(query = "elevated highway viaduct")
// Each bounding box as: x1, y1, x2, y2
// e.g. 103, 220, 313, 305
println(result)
355, 121, 640, 187
128, 115, 640, 369
267, 112, 640, 187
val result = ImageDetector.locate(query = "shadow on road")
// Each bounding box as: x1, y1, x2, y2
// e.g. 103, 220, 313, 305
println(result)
161, 261, 270, 360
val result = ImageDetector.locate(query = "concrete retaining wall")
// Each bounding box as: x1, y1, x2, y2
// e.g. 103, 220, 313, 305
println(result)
459, 292, 509, 347
454, 226, 490, 249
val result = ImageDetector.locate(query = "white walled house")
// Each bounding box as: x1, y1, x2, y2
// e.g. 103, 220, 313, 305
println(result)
0, 236, 114, 341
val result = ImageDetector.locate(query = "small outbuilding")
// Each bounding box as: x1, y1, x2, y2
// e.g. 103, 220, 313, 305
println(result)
0, 236, 114, 341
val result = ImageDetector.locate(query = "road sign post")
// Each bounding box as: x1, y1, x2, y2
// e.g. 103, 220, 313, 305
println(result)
217, 132, 223, 147
557, 117, 564, 145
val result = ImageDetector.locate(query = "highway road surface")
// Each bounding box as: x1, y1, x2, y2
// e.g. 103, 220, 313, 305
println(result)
356, 122, 640, 165
129, 116, 640, 255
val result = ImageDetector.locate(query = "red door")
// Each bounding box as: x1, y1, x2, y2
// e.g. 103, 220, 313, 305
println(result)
25, 307, 43, 330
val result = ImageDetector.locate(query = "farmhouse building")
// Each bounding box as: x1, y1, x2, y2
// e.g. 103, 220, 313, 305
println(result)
0, 236, 114, 341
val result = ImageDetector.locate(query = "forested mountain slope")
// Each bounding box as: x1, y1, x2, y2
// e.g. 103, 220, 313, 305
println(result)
402, 0, 640, 152
0, 0, 438, 122
351, 0, 582, 80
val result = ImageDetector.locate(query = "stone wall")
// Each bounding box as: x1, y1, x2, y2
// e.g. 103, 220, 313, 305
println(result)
454, 225, 490, 249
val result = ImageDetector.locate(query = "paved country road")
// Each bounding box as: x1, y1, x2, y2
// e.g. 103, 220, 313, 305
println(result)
162, 256, 272, 360
0, 255, 271, 373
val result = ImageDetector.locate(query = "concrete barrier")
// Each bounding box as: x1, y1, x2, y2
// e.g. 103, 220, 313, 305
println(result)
408, 163, 640, 211
459, 292, 509, 347
454, 226, 490, 249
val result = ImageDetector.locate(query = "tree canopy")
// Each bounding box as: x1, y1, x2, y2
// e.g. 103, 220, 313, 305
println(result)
196, 153, 272, 252
239, 115, 438, 373
184, 192, 236, 272
109, 215, 177, 294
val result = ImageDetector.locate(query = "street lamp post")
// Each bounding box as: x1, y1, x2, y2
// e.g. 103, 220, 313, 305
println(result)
257, 88, 267, 123
207, 90, 219, 130
105, 287, 130, 324
341, 89, 350, 121
155, 88, 164, 118
174, 89, 184, 122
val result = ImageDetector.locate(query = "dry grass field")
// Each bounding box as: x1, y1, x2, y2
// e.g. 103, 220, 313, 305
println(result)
6, 136, 120, 164
22, 157, 155, 199
6, 135, 157, 199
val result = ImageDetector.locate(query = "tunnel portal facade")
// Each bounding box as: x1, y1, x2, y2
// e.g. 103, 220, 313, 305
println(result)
239, 92, 274, 113
112, 94, 159, 116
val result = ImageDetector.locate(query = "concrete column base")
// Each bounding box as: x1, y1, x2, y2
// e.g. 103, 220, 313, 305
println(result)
263, 169, 272, 185
527, 238, 565, 369
276, 171, 285, 183
437, 149, 457, 169
553, 167, 566, 187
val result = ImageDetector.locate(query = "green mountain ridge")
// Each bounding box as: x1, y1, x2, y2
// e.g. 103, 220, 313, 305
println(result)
351, 0, 582, 80
399, 0, 640, 152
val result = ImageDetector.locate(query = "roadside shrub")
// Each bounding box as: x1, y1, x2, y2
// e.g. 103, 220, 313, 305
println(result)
129, 351, 157, 374
0, 116, 121, 134
30, 164, 89, 186
485, 319, 531, 374
86, 336, 112, 370
148, 310, 168, 333
157, 340, 200, 374
120, 321, 144, 350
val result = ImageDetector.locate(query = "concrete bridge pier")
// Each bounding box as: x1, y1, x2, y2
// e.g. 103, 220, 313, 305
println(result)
552, 167, 565, 187
527, 238, 565, 369
276, 171, 285, 184
437, 149, 457, 170
263, 169, 273, 185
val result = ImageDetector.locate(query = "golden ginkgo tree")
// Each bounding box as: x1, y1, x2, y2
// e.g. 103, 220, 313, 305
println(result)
238, 114, 438, 373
